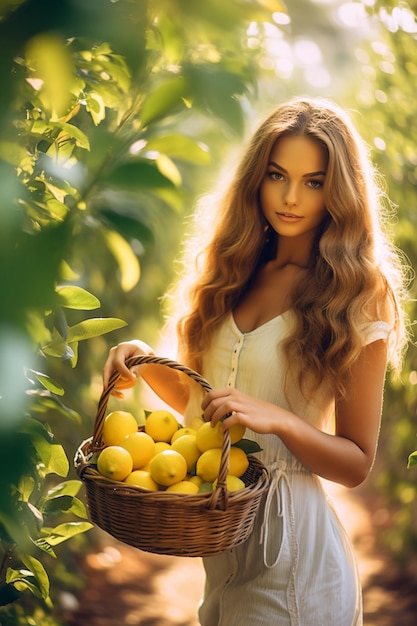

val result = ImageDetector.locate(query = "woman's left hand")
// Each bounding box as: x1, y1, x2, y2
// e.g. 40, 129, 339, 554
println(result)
201, 387, 282, 436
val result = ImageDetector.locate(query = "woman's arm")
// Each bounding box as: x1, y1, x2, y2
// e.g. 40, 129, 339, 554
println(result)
201, 339, 388, 488
103, 340, 190, 414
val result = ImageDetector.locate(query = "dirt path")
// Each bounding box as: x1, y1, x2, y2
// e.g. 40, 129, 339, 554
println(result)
60, 483, 417, 625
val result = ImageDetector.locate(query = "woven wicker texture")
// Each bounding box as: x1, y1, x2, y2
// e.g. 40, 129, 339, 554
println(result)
74, 355, 269, 557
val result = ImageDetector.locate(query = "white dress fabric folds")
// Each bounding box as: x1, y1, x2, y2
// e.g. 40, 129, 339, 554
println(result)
187, 311, 391, 626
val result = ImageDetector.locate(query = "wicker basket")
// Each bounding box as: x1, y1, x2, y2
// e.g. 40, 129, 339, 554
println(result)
74, 355, 269, 557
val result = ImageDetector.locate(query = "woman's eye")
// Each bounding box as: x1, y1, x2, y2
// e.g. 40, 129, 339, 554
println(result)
268, 171, 283, 181
308, 179, 323, 189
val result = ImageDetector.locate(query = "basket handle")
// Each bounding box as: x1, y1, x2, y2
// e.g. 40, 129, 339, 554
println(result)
92, 354, 231, 510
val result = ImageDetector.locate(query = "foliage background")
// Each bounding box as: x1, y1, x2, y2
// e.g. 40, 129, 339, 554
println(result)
0, 0, 416, 623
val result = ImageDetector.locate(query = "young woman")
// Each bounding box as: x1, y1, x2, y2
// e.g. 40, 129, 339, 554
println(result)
103, 97, 408, 625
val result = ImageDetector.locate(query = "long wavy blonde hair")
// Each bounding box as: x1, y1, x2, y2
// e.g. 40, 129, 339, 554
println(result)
169, 97, 408, 397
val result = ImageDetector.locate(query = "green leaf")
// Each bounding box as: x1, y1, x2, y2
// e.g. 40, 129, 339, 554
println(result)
233, 439, 263, 454
47, 444, 69, 477
40, 521, 93, 546
20, 555, 50, 601
145, 134, 211, 164
156, 154, 182, 186
6, 569, 38, 595
41, 494, 75, 515
56, 285, 100, 310
86, 92, 106, 126
407, 450, 417, 469
27, 390, 82, 423
102, 228, 140, 292
99, 206, 154, 244
105, 159, 175, 190
33, 538, 57, 558
41, 339, 73, 359
40, 324, 75, 359
67, 317, 127, 342
31, 120, 90, 150
19, 418, 53, 467
26, 369, 65, 396
69, 340, 79, 368
41, 495, 88, 519
19, 501, 44, 537
140, 76, 189, 127
18, 475, 35, 503
46, 479, 82, 498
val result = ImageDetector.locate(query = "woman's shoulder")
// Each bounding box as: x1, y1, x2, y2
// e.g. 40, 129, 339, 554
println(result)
359, 319, 392, 344
358, 290, 397, 349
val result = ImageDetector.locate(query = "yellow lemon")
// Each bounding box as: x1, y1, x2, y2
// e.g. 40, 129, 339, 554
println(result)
145, 410, 179, 442
124, 470, 159, 491
121, 431, 156, 469
229, 423, 246, 445
213, 475, 245, 492
171, 427, 197, 444
196, 421, 223, 452
171, 435, 201, 472
188, 475, 203, 488
149, 450, 187, 487
97, 446, 133, 481
198, 482, 214, 493
154, 441, 171, 454
102, 411, 138, 446
165, 480, 199, 494
229, 446, 249, 477
195, 448, 222, 483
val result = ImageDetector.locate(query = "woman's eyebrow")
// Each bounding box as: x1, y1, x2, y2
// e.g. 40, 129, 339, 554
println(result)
268, 160, 326, 178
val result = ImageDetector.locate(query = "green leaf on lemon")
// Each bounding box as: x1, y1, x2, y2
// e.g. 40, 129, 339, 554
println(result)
233, 439, 263, 454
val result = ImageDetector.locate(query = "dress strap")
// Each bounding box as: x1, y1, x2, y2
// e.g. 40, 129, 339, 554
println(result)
260, 460, 300, 624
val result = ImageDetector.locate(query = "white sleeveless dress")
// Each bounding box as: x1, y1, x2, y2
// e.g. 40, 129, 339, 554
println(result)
185, 311, 391, 626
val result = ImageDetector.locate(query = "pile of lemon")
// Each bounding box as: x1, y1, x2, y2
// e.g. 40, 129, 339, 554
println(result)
96, 409, 251, 494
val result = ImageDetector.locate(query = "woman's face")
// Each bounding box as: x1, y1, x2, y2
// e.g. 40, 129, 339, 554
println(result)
260, 134, 328, 243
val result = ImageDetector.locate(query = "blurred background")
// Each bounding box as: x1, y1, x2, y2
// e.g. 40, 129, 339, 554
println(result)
0, 0, 416, 624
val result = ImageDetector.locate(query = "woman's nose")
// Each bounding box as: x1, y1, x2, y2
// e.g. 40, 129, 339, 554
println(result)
283, 183, 298, 206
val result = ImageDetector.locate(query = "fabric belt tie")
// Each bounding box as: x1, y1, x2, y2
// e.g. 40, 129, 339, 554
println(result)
260, 460, 300, 624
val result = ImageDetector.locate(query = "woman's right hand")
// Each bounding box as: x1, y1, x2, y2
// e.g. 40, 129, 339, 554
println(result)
103, 339, 155, 398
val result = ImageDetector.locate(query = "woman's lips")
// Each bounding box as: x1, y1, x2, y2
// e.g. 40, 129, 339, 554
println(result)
276, 212, 303, 222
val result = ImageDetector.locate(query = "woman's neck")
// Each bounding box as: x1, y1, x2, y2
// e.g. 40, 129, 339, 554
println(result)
274, 234, 315, 269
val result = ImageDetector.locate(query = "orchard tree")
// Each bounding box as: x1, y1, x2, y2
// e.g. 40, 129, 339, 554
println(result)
0, 0, 288, 622
351, 0, 417, 564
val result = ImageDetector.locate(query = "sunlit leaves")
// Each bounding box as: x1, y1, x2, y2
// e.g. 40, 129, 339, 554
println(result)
144, 134, 211, 164
182, 63, 250, 135
37, 522, 93, 548
66, 317, 128, 342
30, 119, 90, 151
26, 370, 65, 396
407, 450, 417, 469
140, 76, 189, 127
104, 159, 176, 190
55, 285, 100, 310
0, 0, 290, 618
86, 92, 106, 126
25, 33, 74, 118
6, 566, 47, 601
352, 11, 417, 562
46, 444, 69, 477
27, 391, 81, 423
102, 228, 141, 292
19, 555, 50, 600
